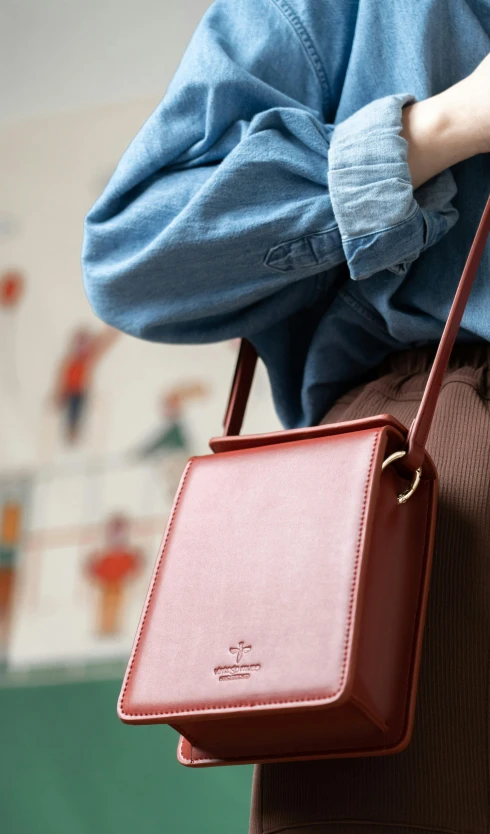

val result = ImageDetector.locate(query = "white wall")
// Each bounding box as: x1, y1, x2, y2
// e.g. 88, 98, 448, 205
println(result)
0, 0, 281, 473
0, 1, 281, 683
1, 0, 212, 124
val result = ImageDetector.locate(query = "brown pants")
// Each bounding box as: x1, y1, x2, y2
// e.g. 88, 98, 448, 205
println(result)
249, 342, 490, 834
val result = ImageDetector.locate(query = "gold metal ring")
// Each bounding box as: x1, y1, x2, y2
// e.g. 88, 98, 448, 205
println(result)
381, 450, 422, 505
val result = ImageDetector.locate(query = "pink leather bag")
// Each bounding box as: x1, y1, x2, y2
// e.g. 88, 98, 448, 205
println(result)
117, 197, 490, 768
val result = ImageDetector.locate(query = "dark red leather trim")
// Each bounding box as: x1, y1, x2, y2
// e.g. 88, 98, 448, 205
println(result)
404, 195, 490, 469
222, 338, 257, 436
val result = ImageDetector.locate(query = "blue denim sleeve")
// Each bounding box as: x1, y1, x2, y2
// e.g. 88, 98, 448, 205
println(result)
81, 0, 458, 344
327, 93, 459, 280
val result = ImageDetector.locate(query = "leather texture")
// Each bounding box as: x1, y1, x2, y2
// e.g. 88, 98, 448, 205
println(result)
120, 427, 394, 718
222, 338, 257, 437
117, 194, 490, 768
118, 419, 437, 765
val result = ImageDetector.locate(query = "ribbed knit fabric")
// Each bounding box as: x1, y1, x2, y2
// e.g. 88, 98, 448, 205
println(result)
249, 342, 490, 834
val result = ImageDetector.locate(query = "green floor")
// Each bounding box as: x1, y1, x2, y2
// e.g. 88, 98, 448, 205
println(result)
1, 679, 253, 834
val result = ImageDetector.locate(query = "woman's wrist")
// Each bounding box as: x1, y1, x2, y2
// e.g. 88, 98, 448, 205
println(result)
400, 77, 486, 190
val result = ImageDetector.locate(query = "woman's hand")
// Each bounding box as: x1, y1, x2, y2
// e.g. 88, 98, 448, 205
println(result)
400, 55, 490, 190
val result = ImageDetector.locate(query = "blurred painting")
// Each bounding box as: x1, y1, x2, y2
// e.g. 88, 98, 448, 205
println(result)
0, 99, 280, 688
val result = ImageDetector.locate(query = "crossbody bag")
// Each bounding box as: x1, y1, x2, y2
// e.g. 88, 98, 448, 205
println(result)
117, 195, 490, 768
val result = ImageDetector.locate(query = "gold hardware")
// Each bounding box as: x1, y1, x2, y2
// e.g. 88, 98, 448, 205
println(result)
381, 450, 422, 505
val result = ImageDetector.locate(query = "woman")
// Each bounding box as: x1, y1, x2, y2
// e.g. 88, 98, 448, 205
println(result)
82, 1, 490, 830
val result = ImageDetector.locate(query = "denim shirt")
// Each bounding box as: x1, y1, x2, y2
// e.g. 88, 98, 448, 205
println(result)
81, 0, 490, 429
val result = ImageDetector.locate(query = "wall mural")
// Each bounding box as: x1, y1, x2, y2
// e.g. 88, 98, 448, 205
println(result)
53, 327, 119, 444
85, 513, 143, 637
0, 101, 280, 689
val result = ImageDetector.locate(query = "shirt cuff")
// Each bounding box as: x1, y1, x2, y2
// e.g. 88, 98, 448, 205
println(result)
327, 92, 459, 280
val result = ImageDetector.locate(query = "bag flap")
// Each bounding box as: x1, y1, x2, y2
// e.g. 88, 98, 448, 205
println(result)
118, 425, 391, 723
209, 413, 408, 453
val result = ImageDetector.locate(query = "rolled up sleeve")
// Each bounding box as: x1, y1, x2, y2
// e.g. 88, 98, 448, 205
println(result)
327, 92, 459, 280
82, 0, 459, 349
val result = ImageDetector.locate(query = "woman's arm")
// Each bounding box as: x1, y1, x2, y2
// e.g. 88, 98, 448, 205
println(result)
401, 54, 490, 189
81, 0, 462, 345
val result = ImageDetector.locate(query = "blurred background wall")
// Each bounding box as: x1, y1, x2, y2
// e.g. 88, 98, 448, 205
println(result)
0, 2, 281, 831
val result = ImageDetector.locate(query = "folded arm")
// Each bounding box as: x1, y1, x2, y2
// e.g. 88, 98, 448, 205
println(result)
81, 0, 461, 346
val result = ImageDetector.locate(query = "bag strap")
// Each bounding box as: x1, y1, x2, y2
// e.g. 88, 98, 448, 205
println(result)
403, 195, 490, 470
223, 338, 258, 436
223, 196, 490, 468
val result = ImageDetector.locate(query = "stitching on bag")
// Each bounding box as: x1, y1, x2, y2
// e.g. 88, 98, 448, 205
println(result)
175, 731, 197, 765
178, 736, 193, 764
120, 432, 381, 718
178, 734, 222, 765
118, 458, 195, 716
385, 477, 432, 751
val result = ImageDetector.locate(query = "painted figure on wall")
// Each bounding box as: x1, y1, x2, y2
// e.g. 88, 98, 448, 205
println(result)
136, 382, 208, 496
52, 326, 119, 443
0, 270, 25, 401
0, 480, 28, 655
0, 270, 24, 309
137, 384, 202, 459
85, 513, 143, 636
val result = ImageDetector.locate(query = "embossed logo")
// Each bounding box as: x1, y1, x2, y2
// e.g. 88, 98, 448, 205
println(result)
214, 640, 261, 682
229, 641, 251, 663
